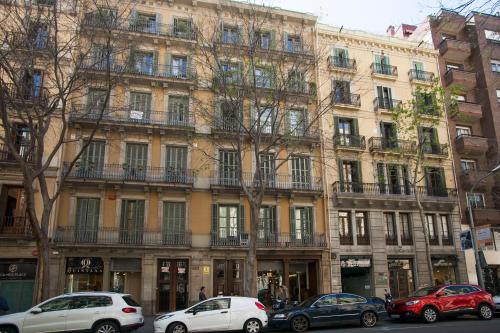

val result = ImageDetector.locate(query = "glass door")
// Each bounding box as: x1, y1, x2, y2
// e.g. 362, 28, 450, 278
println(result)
157, 259, 188, 312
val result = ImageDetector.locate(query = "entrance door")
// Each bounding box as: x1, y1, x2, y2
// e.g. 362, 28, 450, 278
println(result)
213, 260, 244, 296
157, 259, 188, 312
0, 280, 34, 313
388, 266, 413, 299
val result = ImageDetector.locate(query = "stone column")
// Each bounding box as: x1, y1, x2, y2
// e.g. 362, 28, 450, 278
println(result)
141, 254, 155, 315
370, 210, 389, 298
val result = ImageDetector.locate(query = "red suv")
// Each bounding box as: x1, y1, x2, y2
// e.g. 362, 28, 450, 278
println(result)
388, 284, 495, 323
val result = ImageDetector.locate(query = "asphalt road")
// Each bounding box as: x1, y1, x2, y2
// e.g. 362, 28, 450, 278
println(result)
137, 316, 500, 333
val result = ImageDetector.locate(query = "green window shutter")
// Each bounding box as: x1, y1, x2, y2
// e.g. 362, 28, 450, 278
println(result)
212, 204, 219, 233
438, 167, 446, 192
289, 206, 295, 235
413, 61, 424, 71
355, 160, 363, 184
270, 30, 276, 50
352, 118, 359, 136
155, 13, 162, 33
431, 128, 439, 144
344, 48, 349, 59
136, 200, 145, 231
153, 51, 159, 73
306, 207, 313, 234
375, 54, 381, 64
165, 53, 172, 74
129, 10, 138, 27
333, 116, 339, 135
238, 204, 245, 234
424, 167, 431, 189
120, 199, 128, 230
270, 206, 277, 234
333, 47, 339, 58
87, 198, 100, 230
187, 55, 192, 76
337, 158, 344, 185
75, 198, 85, 229
417, 127, 424, 145
376, 86, 383, 100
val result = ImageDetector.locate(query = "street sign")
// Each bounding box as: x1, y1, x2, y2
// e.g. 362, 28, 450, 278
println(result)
477, 227, 492, 241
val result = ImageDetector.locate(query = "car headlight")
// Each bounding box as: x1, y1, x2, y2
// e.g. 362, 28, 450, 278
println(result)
155, 314, 174, 321
273, 314, 287, 319
405, 300, 420, 306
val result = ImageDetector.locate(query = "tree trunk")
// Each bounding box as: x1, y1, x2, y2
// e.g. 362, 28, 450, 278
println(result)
415, 188, 435, 287
36, 237, 51, 303
245, 204, 260, 297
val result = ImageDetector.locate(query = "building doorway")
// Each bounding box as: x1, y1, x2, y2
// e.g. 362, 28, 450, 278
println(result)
340, 257, 372, 297
388, 259, 415, 299
213, 259, 244, 297
157, 259, 188, 313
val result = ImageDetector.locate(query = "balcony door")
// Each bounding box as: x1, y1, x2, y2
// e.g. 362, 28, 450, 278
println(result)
258, 206, 277, 242
87, 88, 108, 115
162, 202, 186, 245
259, 153, 275, 186
74, 198, 100, 243
134, 51, 154, 75
165, 146, 187, 182
419, 127, 438, 153
376, 86, 393, 109
167, 96, 189, 125
171, 56, 188, 78
333, 47, 349, 67
339, 160, 362, 192
291, 207, 313, 242
424, 167, 446, 196
380, 122, 397, 148
79, 141, 105, 177
219, 150, 238, 185
336, 117, 359, 147
129, 92, 151, 122
125, 143, 148, 180
333, 80, 351, 104
291, 156, 311, 189
289, 109, 306, 136
119, 199, 144, 244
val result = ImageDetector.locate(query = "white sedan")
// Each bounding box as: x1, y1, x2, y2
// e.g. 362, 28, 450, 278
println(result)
154, 296, 268, 333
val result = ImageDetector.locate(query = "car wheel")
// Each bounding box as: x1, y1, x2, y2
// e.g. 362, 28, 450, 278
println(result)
0, 326, 16, 333
360, 311, 378, 327
421, 306, 438, 324
94, 321, 120, 333
290, 315, 309, 332
244, 318, 262, 333
478, 304, 493, 320
168, 322, 187, 333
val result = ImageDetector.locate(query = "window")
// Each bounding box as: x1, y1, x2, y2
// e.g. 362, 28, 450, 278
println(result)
497, 90, 500, 103
424, 167, 446, 197
467, 192, 485, 208
292, 207, 313, 240
40, 297, 73, 312
122, 296, 140, 307
171, 56, 188, 78
485, 29, 500, 43
22, 70, 43, 99
80, 140, 105, 173
289, 109, 306, 136
254, 67, 273, 88
440, 215, 452, 245
416, 93, 437, 115
133, 51, 155, 75
315, 295, 336, 306
219, 150, 239, 185
332, 48, 350, 67
441, 33, 456, 40
426, 214, 438, 244
163, 202, 186, 243
335, 117, 360, 147
400, 213, 412, 244
167, 96, 189, 124
288, 70, 306, 92
453, 94, 466, 102
333, 80, 352, 104
291, 156, 311, 188
120, 200, 145, 244
256, 31, 271, 49
491, 59, 500, 73
133, 12, 157, 33
221, 62, 241, 85
376, 86, 394, 109
165, 146, 187, 172
384, 212, 397, 244
129, 92, 151, 121
173, 18, 192, 38
258, 206, 276, 239
356, 212, 369, 244
374, 54, 392, 75
259, 153, 275, 183
339, 211, 352, 244
217, 100, 241, 131
222, 25, 239, 44
75, 198, 100, 243
460, 159, 476, 172
419, 127, 439, 153
456, 126, 472, 137
91, 44, 113, 68
87, 88, 108, 113
285, 34, 302, 52
337, 294, 366, 304
218, 205, 240, 238
70, 296, 113, 309
125, 143, 148, 180
339, 160, 362, 192
377, 163, 411, 195
194, 298, 230, 312
255, 107, 275, 134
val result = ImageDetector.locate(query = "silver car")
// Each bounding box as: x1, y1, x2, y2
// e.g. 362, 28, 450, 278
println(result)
494, 295, 500, 313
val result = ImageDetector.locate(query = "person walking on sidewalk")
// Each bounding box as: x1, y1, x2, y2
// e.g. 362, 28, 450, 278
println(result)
199, 286, 207, 301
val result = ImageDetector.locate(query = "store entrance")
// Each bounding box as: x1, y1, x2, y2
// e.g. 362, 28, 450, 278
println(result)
341, 257, 372, 297
157, 259, 188, 313
388, 259, 414, 299
213, 259, 244, 296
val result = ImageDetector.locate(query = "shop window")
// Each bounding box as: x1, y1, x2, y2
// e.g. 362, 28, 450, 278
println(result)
426, 214, 438, 245
491, 59, 500, 73
339, 211, 353, 245
400, 213, 412, 245
440, 215, 453, 245
384, 212, 397, 245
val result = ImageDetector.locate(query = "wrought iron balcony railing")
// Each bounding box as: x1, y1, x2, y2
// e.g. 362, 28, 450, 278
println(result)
2, 83, 49, 104
332, 181, 457, 198
373, 97, 402, 111
0, 216, 32, 238
401, 236, 413, 246
357, 234, 370, 245
369, 137, 416, 153
422, 143, 448, 156
54, 226, 191, 246
339, 234, 354, 245
333, 134, 366, 150
331, 92, 361, 107
63, 163, 195, 184
386, 236, 398, 245
328, 56, 357, 71
0, 143, 33, 163
211, 232, 249, 247
408, 69, 435, 82
371, 63, 398, 76
256, 233, 327, 248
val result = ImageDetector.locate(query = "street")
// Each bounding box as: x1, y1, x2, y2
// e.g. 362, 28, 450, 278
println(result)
137, 316, 500, 333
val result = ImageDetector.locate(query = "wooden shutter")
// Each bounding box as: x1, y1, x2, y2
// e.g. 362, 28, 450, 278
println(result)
352, 118, 359, 136
238, 204, 245, 234
212, 204, 219, 234
289, 206, 295, 236
126, 143, 148, 168
355, 161, 363, 184
155, 13, 162, 33
166, 146, 187, 170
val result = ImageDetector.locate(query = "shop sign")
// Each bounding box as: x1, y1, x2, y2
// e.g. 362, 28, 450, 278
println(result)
477, 227, 492, 242
66, 257, 103, 274
433, 259, 455, 267
341, 258, 371, 268
0, 262, 37, 280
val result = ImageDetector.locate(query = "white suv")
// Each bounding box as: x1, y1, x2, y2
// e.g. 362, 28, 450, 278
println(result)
154, 296, 268, 333
0, 292, 144, 333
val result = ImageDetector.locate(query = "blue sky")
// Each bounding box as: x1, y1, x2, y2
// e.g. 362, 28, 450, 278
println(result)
237, 0, 496, 34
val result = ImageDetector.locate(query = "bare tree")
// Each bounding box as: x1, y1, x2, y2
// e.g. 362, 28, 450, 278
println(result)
191, 1, 331, 296
0, 0, 133, 301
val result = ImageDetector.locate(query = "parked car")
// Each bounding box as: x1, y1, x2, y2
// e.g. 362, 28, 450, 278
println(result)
493, 294, 500, 313
154, 296, 268, 333
0, 292, 143, 333
268, 293, 387, 332
388, 284, 495, 323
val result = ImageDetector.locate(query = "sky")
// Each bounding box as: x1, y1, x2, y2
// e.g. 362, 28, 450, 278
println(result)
235, 0, 496, 35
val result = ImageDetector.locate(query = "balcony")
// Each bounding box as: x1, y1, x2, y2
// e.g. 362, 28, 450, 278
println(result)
211, 117, 243, 134
256, 233, 327, 248
472, 208, 500, 226
439, 39, 472, 62
430, 10, 466, 34
451, 101, 482, 122
422, 143, 448, 158
331, 92, 361, 109
286, 82, 316, 98
373, 97, 402, 113
210, 172, 323, 193
386, 237, 398, 246
211, 232, 249, 247
357, 234, 370, 245
63, 163, 195, 186
2, 83, 49, 105
444, 69, 476, 91
368, 137, 416, 154
339, 234, 354, 246
0, 216, 33, 239
401, 236, 413, 246
455, 135, 489, 156
371, 63, 398, 79
408, 69, 435, 84
283, 42, 314, 57
332, 134, 366, 151
69, 106, 194, 131
327, 56, 357, 73
333, 182, 456, 198
429, 237, 440, 246
0, 143, 33, 164
460, 170, 491, 191
81, 61, 197, 87
54, 226, 192, 247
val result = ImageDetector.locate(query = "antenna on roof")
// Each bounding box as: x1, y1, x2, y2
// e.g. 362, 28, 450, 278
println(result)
418, 40, 423, 47
339, 25, 343, 33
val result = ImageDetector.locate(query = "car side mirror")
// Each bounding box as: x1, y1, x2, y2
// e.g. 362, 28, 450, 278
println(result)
30, 307, 42, 314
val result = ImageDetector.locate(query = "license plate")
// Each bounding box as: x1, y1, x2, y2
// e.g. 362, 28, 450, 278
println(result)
391, 314, 400, 319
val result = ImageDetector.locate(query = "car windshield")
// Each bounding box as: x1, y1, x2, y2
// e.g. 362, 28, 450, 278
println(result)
411, 287, 440, 297
299, 296, 320, 308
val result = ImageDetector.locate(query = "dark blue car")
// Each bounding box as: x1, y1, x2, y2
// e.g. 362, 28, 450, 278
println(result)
268, 293, 387, 332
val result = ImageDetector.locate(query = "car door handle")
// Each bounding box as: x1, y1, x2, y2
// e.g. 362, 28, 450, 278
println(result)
220, 311, 228, 314
58, 314, 66, 318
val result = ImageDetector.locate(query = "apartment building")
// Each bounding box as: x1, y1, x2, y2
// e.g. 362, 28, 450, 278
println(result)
429, 10, 500, 294
47, 0, 329, 315
317, 24, 467, 300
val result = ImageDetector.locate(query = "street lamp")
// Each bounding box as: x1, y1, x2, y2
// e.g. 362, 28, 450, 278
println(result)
466, 163, 500, 289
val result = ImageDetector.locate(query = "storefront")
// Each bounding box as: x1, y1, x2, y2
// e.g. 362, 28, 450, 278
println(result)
388, 258, 415, 299
340, 257, 373, 297
256, 258, 319, 305
213, 259, 244, 297
432, 256, 457, 285
0, 259, 37, 313
65, 257, 104, 292
157, 259, 188, 313
110, 258, 142, 303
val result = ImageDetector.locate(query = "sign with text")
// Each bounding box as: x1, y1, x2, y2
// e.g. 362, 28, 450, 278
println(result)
66, 257, 104, 274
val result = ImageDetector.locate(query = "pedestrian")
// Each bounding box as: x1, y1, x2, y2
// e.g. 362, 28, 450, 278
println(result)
0, 295, 8, 315
384, 289, 392, 308
199, 286, 207, 301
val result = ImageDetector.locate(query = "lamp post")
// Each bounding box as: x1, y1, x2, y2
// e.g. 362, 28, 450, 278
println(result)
466, 164, 500, 289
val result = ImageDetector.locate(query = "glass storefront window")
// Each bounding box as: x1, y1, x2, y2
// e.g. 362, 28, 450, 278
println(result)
257, 261, 283, 307
432, 259, 457, 285
66, 273, 103, 293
